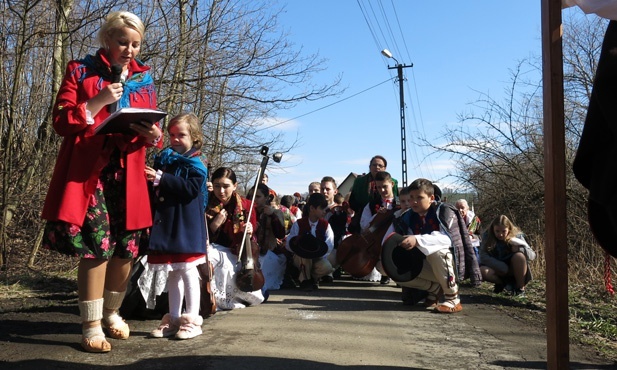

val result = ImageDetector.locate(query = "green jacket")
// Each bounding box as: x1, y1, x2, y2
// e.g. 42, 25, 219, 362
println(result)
348, 173, 399, 214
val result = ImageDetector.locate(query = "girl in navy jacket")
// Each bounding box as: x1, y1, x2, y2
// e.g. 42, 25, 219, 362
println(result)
145, 113, 209, 340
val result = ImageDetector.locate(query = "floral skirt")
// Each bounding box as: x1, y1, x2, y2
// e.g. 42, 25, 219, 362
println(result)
43, 151, 142, 259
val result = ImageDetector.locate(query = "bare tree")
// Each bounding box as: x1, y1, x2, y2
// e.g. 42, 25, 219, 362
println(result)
425, 15, 608, 282
0, 0, 341, 269
143, 0, 340, 170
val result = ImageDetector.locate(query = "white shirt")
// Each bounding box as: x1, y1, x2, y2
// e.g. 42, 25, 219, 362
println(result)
382, 219, 451, 256
285, 218, 335, 257
360, 198, 394, 231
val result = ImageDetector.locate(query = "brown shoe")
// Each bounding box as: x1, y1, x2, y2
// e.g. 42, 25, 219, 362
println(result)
434, 301, 463, 313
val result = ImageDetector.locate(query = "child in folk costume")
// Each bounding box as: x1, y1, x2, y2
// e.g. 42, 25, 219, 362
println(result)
286, 193, 335, 291
393, 187, 428, 305
144, 113, 209, 339
382, 178, 463, 313
479, 215, 536, 296
359, 171, 398, 230
358, 171, 398, 283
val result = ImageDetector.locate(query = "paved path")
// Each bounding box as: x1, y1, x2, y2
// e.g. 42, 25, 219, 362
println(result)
0, 277, 614, 369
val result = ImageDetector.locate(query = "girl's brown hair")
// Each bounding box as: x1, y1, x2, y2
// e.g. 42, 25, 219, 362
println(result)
483, 214, 521, 253
168, 112, 203, 149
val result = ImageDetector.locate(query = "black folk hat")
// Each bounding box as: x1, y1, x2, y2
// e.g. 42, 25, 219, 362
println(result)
290, 233, 328, 259
380, 232, 425, 282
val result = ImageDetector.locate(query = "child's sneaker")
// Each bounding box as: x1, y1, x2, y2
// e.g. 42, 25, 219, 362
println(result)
150, 314, 179, 338
512, 288, 526, 298
175, 314, 203, 340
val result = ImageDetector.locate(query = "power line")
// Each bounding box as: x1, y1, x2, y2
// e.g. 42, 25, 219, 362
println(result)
357, 0, 439, 182
357, 0, 382, 51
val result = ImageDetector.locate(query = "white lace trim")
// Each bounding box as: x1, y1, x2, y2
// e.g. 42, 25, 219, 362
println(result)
208, 243, 265, 310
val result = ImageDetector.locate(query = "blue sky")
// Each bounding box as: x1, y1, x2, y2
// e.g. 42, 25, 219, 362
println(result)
263, 1, 576, 197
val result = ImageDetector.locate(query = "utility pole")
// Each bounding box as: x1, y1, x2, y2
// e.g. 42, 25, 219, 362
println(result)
381, 49, 413, 187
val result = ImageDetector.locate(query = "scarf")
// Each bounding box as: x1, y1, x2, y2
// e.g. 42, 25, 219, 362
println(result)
153, 147, 209, 207
76, 51, 156, 109
206, 191, 246, 235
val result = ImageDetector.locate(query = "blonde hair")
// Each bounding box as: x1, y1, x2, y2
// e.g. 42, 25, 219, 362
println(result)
168, 113, 203, 149
98, 11, 145, 48
483, 214, 521, 253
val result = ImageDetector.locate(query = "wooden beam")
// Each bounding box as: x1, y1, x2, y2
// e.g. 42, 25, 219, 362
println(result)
541, 0, 570, 368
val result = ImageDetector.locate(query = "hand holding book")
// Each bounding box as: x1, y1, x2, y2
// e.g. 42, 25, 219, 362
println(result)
94, 108, 167, 135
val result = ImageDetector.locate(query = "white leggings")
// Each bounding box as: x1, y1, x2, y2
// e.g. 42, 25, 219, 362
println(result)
167, 266, 201, 318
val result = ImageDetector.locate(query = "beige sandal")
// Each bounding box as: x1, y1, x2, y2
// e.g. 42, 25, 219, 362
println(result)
81, 331, 111, 353
102, 318, 130, 340
102, 290, 130, 339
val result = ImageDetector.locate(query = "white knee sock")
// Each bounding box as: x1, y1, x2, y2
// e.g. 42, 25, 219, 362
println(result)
182, 266, 201, 316
167, 270, 184, 318
82, 326, 105, 339
79, 298, 103, 323
103, 289, 126, 326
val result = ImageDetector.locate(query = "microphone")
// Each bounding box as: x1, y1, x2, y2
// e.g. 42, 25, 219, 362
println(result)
108, 65, 123, 113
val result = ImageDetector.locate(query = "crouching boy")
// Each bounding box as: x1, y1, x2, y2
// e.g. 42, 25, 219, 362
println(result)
382, 178, 462, 313
286, 193, 335, 291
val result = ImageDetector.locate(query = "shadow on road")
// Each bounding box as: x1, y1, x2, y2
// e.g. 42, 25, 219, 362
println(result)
3, 356, 616, 370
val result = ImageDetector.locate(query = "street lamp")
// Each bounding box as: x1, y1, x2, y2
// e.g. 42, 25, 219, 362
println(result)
381, 49, 413, 188
381, 49, 396, 63
258, 146, 283, 183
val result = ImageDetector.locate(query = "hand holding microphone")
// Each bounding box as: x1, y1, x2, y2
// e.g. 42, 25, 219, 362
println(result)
108, 65, 123, 113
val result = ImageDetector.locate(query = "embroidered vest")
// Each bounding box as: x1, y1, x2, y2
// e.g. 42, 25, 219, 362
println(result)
400, 204, 440, 235
296, 217, 328, 241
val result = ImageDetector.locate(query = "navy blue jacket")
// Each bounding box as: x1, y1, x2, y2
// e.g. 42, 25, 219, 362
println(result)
148, 150, 207, 255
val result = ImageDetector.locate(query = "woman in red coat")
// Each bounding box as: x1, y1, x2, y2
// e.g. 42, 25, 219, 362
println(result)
41, 11, 162, 353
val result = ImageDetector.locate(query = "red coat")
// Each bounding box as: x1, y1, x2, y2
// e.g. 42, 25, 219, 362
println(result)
42, 50, 162, 229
